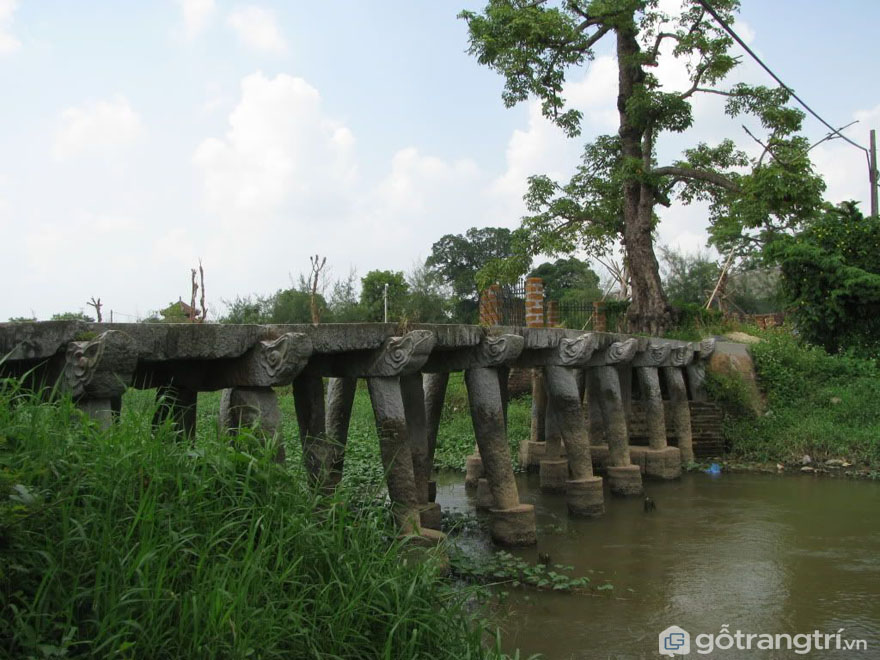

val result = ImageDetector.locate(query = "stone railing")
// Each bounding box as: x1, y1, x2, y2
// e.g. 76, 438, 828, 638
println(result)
0, 321, 714, 548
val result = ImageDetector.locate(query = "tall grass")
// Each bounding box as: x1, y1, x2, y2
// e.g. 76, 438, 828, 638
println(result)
712, 329, 880, 468
0, 379, 502, 659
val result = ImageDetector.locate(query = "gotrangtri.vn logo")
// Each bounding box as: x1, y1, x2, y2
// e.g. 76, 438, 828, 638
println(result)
659, 625, 691, 656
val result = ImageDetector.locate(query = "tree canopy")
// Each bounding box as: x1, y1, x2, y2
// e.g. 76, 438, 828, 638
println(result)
360, 270, 409, 322
768, 201, 880, 356
427, 227, 519, 322
529, 257, 601, 302
461, 0, 825, 333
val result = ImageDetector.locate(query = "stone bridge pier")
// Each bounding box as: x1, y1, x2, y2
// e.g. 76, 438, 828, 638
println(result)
1, 321, 714, 549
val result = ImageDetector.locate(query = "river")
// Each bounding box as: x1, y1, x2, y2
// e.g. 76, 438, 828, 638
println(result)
436, 471, 880, 659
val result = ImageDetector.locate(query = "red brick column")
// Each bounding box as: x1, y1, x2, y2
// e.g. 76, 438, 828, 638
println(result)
479, 284, 502, 326
592, 301, 606, 332
525, 277, 545, 328
546, 300, 560, 328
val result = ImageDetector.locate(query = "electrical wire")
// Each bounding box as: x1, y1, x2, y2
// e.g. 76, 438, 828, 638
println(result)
696, 0, 869, 156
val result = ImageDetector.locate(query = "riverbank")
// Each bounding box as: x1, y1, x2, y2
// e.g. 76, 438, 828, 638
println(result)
0, 381, 503, 659
704, 328, 880, 472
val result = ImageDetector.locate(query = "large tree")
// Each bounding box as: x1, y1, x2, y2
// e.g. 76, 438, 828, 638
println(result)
461, 0, 824, 333
426, 226, 518, 322
360, 270, 409, 322
529, 257, 601, 302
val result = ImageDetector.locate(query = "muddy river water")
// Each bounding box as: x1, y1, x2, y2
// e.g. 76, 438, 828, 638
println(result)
436, 471, 880, 659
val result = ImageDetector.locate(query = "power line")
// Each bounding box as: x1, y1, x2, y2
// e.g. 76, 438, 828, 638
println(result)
696, 0, 869, 155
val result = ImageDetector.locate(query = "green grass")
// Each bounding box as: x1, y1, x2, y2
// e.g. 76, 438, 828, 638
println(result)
431, 374, 531, 472
0, 378, 509, 659
711, 329, 880, 468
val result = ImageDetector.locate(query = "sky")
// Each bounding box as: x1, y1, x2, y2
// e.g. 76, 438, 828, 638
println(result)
1, 0, 878, 321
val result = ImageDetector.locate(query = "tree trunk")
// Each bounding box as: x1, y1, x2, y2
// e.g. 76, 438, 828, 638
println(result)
615, 23, 672, 335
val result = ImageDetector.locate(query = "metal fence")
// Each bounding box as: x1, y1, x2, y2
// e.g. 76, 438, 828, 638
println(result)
498, 278, 526, 326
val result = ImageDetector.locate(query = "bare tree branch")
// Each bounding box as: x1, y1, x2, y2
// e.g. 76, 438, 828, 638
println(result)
199, 259, 207, 322
87, 297, 103, 323
309, 254, 328, 324
652, 165, 741, 192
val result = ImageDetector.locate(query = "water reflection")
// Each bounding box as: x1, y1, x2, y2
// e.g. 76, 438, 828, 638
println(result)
436, 472, 880, 659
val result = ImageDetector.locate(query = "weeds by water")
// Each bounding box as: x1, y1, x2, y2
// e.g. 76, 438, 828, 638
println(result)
450, 550, 605, 595
0, 379, 507, 659
709, 329, 880, 469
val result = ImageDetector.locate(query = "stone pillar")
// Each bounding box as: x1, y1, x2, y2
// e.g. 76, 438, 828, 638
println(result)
521, 368, 547, 470
153, 385, 197, 440
594, 366, 643, 496
592, 300, 607, 332
59, 330, 137, 430
464, 444, 484, 489
663, 366, 695, 464
479, 283, 503, 326
324, 377, 357, 489
498, 365, 510, 430
636, 367, 681, 480
293, 372, 328, 484
687, 338, 716, 401
544, 365, 604, 517
219, 386, 285, 463
465, 367, 537, 546
423, 371, 449, 503
77, 398, 117, 429
584, 372, 606, 445
367, 376, 422, 534
401, 372, 441, 529
546, 299, 561, 327
540, 380, 569, 493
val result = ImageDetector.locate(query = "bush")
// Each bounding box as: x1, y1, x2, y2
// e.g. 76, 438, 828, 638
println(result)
721, 330, 880, 466
768, 202, 880, 357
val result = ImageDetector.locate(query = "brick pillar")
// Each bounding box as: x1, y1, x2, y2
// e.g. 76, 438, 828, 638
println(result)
479, 284, 502, 326
546, 300, 560, 328
525, 277, 545, 328
592, 300, 606, 332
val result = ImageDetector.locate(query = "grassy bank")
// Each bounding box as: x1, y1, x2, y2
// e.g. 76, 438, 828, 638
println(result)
0, 378, 507, 659
708, 329, 880, 471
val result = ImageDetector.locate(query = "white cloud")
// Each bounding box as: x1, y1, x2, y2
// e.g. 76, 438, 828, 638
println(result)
53, 96, 144, 160
564, 55, 619, 128
0, 0, 21, 55
177, 0, 216, 40
376, 147, 481, 215
190, 71, 501, 292
226, 5, 286, 53
193, 71, 357, 221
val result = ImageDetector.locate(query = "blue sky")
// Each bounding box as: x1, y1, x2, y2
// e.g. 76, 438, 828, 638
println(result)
1, 0, 878, 321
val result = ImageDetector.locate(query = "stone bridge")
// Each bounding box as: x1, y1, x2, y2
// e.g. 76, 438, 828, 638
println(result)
0, 321, 715, 548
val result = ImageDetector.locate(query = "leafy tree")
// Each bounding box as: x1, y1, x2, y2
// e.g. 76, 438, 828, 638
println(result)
767, 202, 880, 356
50, 312, 95, 322
659, 246, 720, 306
220, 295, 272, 324
405, 261, 452, 323
360, 270, 409, 322
7, 316, 37, 323
530, 257, 600, 303
270, 289, 322, 324
426, 227, 519, 322
327, 268, 364, 322
460, 0, 824, 333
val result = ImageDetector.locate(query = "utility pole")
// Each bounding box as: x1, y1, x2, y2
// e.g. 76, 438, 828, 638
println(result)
383, 283, 389, 323
870, 129, 878, 217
